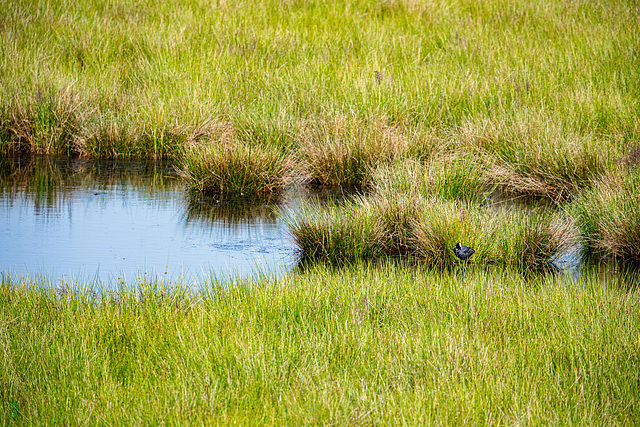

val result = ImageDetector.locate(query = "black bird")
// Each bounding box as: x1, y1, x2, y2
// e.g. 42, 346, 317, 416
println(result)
454, 243, 475, 263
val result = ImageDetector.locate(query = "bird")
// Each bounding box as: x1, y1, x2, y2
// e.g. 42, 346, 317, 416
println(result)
454, 243, 475, 263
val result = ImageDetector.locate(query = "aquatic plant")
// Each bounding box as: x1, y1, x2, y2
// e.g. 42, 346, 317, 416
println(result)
415, 202, 575, 271
410, 200, 486, 268
491, 207, 577, 272
74, 121, 190, 160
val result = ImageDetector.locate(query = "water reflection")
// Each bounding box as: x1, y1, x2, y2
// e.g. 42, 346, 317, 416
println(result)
185, 196, 280, 227
0, 157, 297, 287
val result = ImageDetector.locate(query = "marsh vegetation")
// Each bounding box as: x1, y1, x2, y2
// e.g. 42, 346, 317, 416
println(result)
1, 0, 639, 423
2, 265, 639, 424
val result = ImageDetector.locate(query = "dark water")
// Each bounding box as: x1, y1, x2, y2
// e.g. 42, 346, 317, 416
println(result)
0, 157, 300, 287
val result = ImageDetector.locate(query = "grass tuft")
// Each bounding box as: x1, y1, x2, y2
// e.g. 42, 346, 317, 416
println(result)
297, 114, 422, 189
74, 122, 193, 160
372, 156, 489, 203
456, 117, 616, 201
177, 134, 294, 198
288, 192, 574, 271
0, 86, 82, 156
492, 207, 577, 272
412, 201, 574, 271
286, 197, 386, 264
570, 168, 640, 267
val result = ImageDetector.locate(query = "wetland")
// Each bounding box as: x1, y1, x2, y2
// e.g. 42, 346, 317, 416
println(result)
1, 0, 639, 423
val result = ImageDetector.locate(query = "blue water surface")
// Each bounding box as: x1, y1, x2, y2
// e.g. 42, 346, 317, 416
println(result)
0, 158, 297, 287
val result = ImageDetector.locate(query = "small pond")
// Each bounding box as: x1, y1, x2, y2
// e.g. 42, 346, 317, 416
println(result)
0, 157, 307, 287
0, 157, 591, 290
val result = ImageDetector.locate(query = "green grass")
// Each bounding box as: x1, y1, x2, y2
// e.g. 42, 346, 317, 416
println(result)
371, 156, 490, 203
288, 158, 575, 269
2, 0, 640, 422
452, 116, 621, 201
1, 266, 639, 424
297, 113, 431, 189
286, 197, 386, 263
570, 167, 640, 267
289, 195, 574, 270
412, 201, 574, 271
177, 136, 294, 197
1, 0, 638, 195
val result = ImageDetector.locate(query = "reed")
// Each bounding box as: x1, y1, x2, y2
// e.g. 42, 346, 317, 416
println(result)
570, 167, 640, 268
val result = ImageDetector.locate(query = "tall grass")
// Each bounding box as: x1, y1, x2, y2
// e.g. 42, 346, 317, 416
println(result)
570, 167, 640, 267
297, 114, 431, 188
1, 266, 639, 424
411, 201, 573, 271
0, 87, 81, 156
453, 117, 619, 201
286, 197, 386, 263
1, 0, 637, 197
2, 1, 640, 422
177, 137, 294, 198
372, 156, 490, 203
289, 158, 575, 269
288, 193, 574, 270
490, 207, 576, 271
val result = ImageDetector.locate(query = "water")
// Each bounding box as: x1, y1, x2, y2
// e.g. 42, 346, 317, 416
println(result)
0, 157, 588, 288
0, 157, 299, 287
